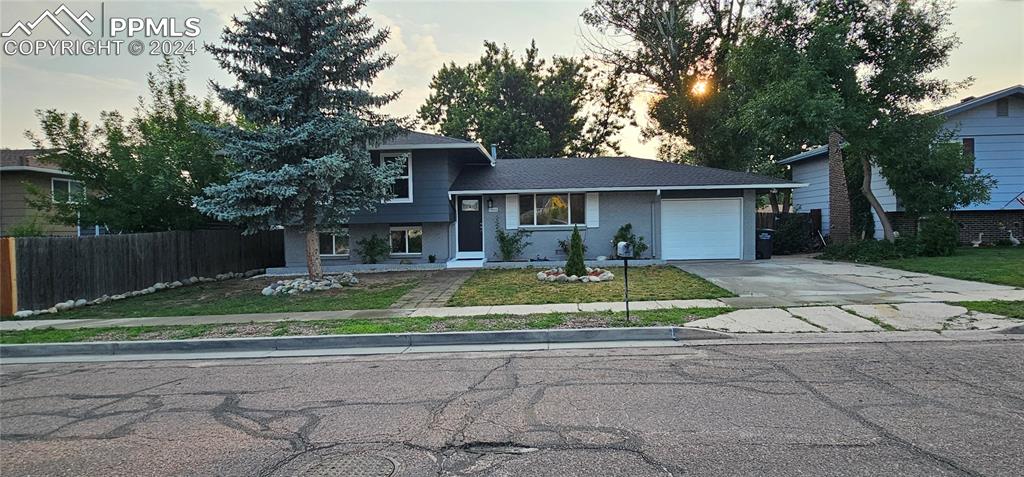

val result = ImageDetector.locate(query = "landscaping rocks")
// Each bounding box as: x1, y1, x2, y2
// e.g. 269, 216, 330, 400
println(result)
10, 269, 266, 318
261, 273, 359, 296
537, 267, 614, 283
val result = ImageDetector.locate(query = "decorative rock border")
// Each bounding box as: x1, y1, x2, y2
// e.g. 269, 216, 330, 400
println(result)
537, 267, 615, 283
11, 269, 265, 318
262, 272, 359, 296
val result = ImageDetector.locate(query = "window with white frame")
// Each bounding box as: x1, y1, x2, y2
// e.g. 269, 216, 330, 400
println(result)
518, 193, 586, 226
318, 228, 350, 256
389, 225, 422, 255
373, 153, 412, 202
52, 178, 84, 203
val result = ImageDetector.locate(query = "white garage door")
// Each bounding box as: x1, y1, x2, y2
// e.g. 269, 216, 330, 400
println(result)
661, 198, 743, 260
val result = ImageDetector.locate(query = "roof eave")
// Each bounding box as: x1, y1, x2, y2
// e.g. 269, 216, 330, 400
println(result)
0, 165, 70, 175
449, 183, 807, 195
370, 142, 493, 164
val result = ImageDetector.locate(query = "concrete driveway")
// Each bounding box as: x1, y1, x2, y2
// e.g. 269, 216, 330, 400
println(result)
676, 255, 1023, 308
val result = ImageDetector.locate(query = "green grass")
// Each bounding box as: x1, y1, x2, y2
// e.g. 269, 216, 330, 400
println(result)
447, 266, 732, 306
958, 300, 1024, 319
875, 247, 1024, 288
9, 278, 419, 320
0, 307, 730, 344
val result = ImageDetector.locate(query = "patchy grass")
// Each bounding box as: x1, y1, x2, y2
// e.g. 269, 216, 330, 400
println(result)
958, 300, 1024, 319
447, 266, 732, 306
875, 247, 1024, 288
6, 272, 423, 321
0, 307, 730, 344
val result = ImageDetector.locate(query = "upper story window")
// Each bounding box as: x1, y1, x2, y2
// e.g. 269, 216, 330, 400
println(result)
518, 193, 586, 226
52, 178, 84, 203
995, 98, 1009, 117
373, 152, 412, 203
319, 228, 350, 257
962, 137, 975, 174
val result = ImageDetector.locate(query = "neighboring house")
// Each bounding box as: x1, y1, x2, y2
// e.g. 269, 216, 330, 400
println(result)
0, 148, 99, 237
275, 131, 804, 272
780, 85, 1024, 244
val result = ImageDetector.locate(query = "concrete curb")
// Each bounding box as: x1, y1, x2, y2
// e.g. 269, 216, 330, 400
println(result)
0, 326, 730, 358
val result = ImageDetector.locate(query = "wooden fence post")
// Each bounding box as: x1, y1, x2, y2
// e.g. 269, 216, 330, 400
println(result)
1, 237, 16, 315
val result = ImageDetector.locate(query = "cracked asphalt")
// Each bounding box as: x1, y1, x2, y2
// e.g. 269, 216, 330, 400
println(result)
2, 340, 1022, 476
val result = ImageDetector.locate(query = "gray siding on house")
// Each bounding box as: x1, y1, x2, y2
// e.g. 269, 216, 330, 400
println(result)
481, 191, 659, 261
283, 222, 450, 268
347, 149, 458, 224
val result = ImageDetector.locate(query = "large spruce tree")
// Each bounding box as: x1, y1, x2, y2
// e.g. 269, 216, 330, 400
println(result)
198, 0, 405, 279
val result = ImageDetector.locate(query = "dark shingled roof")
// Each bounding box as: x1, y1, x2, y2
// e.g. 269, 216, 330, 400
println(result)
451, 157, 799, 192
381, 130, 476, 146
0, 148, 62, 171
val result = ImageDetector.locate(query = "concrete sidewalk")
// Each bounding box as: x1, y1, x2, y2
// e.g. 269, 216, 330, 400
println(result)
0, 298, 728, 331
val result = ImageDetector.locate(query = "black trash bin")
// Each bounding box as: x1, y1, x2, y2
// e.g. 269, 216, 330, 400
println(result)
756, 229, 775, 259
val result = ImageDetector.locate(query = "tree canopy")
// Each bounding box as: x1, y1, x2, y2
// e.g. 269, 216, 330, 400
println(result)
197, 0, 406, 278
27, 57, 232, 233
418, 41, 632, 158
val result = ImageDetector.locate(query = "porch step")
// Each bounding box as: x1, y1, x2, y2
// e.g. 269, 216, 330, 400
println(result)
445, 258, 485, 269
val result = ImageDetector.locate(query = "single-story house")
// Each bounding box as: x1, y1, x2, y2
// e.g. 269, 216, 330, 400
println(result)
780, 84, 1024, 244
273, 131, 804, 272
0, 149, 104, 237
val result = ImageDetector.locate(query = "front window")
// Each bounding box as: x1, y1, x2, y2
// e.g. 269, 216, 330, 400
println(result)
962, 138, 975, 174
318, 228, 350, 256
518, 193, 586, 226
374, 153, 412, 203
52, 178, 84, 203
390, 226, 422, 255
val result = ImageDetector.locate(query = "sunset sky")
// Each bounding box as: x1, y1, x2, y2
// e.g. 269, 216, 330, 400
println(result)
1, 0, 1021, 158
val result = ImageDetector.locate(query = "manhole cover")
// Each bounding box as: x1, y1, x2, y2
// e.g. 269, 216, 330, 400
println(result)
301, 453, 396, 477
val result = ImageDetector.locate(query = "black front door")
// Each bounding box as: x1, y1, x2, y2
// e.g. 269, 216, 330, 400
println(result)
457, 196, 483, 253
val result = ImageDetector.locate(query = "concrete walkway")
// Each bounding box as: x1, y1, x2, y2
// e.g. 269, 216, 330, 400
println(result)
676, 255, 1024, 308
390, 269, 474, 308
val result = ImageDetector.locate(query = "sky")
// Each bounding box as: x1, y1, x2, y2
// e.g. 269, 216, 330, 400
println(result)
1, 0, 1021, 158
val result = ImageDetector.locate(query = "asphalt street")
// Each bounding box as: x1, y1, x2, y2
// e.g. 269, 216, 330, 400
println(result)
1, 340, 1022, 476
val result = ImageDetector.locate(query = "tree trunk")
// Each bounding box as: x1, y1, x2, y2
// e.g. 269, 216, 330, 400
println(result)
781, 190, 791, 213
768, 192, 780, 214
860, 157, 896, 242
302, 199, 323, 280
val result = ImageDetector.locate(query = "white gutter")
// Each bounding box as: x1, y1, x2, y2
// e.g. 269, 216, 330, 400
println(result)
449, 183, 808, 195
370, 143, 493, 165
0, 166, 70, 175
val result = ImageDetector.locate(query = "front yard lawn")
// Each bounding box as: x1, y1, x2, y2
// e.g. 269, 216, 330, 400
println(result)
10, 272, 421, 320
447, 265, 732, 306
0, 307, 730, 344
875, 247, 1024, 288
958, 300, 1024, 319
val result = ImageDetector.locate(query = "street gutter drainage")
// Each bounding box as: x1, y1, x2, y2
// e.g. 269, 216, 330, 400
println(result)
0, 326, 729, 359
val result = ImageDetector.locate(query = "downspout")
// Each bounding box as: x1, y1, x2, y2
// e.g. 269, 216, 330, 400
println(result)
653, 190, 660, 259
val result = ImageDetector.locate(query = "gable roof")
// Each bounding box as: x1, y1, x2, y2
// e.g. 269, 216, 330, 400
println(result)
450, 156, 803, 193
374, 130, 492, 163
778, 84, 1024, 166
0, 148, 67, 174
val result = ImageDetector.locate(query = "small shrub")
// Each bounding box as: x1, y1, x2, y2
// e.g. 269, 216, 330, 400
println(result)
495, 218, 532, 261
819, 237, 921, 262
355, 234, 390, 264
772, 214, 815, 254
916, 214, 958, 257
612, 223, 648, 258
564, 225, 587, 277
428, 254, 437, 263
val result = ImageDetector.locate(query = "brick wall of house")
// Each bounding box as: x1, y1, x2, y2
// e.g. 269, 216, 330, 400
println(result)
886, 210, 1024, 244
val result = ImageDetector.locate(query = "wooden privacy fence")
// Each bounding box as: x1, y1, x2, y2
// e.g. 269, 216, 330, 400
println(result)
1, 229, 283, 314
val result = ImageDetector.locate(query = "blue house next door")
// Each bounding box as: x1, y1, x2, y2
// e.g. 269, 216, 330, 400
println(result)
457, 196, 483, 258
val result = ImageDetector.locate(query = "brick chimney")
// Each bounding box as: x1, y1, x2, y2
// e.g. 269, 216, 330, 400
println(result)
827, 131, 851, 243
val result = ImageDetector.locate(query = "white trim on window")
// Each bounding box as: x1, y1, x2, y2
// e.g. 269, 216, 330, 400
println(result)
516, 192, 587, 228
389, 225, 423, 256
380, 152, 413, 204
51, 177, 84, 204
318, 228, 350, 257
